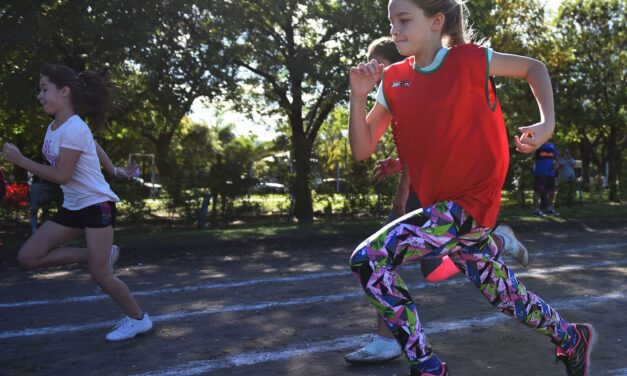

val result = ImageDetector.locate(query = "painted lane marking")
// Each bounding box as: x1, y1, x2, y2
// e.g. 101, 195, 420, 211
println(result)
0, 265, 624, 340
128, 291, 626, 376
2, 243, 625, 309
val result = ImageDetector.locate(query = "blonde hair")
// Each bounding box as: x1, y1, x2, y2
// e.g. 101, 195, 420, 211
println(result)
409, 0, 474, 48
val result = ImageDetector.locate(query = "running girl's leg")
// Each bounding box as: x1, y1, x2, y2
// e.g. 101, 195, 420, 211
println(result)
16, 220, 85, 269
448, 239, 578, 349
349, 201, 479, 367
84, 226, 143, 318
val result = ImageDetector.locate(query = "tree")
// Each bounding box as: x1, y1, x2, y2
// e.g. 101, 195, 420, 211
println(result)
119, 0, 234, 183
213, 0, 388, 222
550, 0, 626, 199
0, 0, 158, 172
0, 1, 233, 185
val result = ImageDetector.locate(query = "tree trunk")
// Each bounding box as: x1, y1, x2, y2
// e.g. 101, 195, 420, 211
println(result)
291, 128, 313, 223
607, 129, 618, 201
579, 137, 592, 191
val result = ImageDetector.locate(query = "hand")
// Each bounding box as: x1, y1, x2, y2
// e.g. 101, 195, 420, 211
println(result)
371, 158, 402, 184
114, 161, 140, 179
349, 59, 385, 98
2, 143, 24, 164
514, 122, 554, 154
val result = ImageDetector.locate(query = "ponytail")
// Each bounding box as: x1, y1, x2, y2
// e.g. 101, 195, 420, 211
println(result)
40, 64, 112, 130
441, 1, 473, 47
78, 70, 111, 130
410, 0, 475, 47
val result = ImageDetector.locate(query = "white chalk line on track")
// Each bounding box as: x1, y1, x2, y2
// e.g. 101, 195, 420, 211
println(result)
1, 257, 626, 340
127, 291, 626, 376
601, 368, 627, 376
1, 242, 625, 309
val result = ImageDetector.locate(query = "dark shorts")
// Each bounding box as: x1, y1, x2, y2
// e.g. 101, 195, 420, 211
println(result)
534, 175, 556, 193
50, 201, 116, 229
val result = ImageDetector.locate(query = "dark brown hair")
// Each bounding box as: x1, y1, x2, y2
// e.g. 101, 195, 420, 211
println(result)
367, 36, 405, 63
40, 64, 112, 130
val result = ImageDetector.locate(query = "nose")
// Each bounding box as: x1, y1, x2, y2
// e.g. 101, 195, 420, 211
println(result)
390, 23, 399, 37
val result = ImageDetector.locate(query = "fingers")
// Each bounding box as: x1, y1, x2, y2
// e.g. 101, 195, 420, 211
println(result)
371, 168, 385, 184
514, 134, 537, 154
353, 60, 384, 77
2, 143, 17, 156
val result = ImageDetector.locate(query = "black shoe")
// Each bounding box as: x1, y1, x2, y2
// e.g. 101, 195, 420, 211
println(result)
555, 323, 596, 376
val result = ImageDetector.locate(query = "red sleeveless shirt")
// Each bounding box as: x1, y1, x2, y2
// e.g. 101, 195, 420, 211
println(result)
381, 44, 508, 228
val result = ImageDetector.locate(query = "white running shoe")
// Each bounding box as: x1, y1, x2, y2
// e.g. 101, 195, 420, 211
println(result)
344, 335, 402, 364
110, 245, 120, 269
493, 224, 530, 267
105, 313, 153, 341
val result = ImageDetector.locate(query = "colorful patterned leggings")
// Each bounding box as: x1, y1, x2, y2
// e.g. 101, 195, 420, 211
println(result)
349, 201, 574, 365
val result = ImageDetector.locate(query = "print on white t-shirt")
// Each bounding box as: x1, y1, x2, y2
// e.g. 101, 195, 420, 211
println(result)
42, 115, 119, 210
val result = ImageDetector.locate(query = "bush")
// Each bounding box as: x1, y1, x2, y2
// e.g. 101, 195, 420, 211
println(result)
556, 180, 577, 207
110, 180, 152, 223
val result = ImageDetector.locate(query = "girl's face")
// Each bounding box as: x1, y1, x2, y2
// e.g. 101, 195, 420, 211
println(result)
388, 0, 440, 56
37, 75, 68, 116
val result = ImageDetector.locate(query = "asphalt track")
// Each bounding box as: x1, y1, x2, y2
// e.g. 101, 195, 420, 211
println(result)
0, 227, 625, 375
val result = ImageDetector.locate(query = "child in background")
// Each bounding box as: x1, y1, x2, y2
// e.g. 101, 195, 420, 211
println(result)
2, 64, 152, 342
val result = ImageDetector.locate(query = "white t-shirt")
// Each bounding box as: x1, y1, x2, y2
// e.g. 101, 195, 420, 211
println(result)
41, 115, 119, 210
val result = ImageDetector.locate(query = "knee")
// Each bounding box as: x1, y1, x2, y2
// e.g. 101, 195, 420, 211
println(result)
16, 252, 38, 270
349, 246, 368, 270
89, 267, 112, 286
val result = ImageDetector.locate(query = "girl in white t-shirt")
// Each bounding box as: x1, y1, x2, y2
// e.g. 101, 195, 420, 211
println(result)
2, 64, 152, 341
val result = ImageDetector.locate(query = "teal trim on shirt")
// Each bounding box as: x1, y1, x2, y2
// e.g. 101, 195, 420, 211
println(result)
413, 47, 450, 74
376, 47, 494, 111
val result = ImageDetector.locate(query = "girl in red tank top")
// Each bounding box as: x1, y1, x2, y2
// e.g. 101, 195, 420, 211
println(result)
347, 1, 594, 375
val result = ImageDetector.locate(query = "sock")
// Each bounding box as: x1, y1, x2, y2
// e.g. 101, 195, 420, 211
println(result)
559, 325, 579, 352
133, 313, 145, 321
412, 353, 443, 374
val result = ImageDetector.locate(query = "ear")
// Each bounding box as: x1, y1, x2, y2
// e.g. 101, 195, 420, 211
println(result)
60, 86, 71, 97
431, 12, 445, 32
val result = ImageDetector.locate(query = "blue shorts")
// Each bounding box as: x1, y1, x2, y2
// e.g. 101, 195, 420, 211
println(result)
50, 201, 116, 229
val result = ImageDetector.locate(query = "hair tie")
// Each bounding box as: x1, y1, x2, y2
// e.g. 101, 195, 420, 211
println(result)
77, 72, 87, 87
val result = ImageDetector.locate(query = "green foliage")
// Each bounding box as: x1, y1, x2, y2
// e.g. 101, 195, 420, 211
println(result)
549, 0, 626, 199
1, 0, 625, 227
109, 180, 151, 223
213, 0, 390, 222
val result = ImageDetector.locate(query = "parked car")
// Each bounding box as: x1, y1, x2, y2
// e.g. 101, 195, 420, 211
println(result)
253, 182, 287, 194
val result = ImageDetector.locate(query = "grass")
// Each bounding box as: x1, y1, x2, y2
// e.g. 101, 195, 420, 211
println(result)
113, 217, 383, 248
112, 198, 627, 249
1, 192, 625, 253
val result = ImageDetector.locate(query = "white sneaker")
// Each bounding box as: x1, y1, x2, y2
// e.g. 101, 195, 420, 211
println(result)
493, 225, 530, 266
105, 313, 153, 341
110, 245, 120, 269
344, 335, 402, 364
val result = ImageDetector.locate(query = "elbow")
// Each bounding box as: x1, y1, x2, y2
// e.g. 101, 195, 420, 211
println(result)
526, 59, 548, 80
57, 175, 72, 185
352, 148, 373, 161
